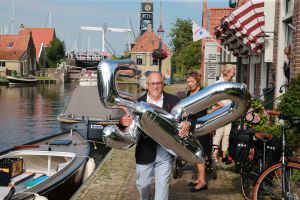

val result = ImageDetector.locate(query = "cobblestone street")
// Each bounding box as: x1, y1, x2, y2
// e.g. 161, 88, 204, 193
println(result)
72, 148, 244, 200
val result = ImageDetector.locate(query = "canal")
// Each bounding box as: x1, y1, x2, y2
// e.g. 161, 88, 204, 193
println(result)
0, 83, 141, 152
0, 83, 77, 152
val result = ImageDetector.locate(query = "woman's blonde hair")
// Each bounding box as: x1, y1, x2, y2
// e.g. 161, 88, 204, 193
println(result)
221, 64, 236, 76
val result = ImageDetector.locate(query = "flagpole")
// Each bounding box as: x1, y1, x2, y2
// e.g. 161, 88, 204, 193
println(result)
208, 35, 230, 55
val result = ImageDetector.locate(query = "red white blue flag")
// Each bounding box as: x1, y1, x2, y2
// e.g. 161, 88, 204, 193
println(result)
192, 21, 211, 42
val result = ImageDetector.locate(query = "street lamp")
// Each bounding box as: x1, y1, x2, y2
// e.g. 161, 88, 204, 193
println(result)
157, 24, 164, 73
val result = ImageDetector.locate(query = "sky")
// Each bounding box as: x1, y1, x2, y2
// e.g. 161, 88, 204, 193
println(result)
0, 0, 228, 55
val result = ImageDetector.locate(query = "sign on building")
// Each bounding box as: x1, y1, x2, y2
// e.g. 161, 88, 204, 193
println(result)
204, 42, 220, 86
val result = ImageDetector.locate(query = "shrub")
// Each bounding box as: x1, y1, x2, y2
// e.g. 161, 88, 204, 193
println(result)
277, 76, 300, 148
278, 76, 300, 118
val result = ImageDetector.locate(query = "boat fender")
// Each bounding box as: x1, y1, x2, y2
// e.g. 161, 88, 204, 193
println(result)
83, 158, 96, 182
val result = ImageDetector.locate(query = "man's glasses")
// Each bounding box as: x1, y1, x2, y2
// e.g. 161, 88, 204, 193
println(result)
147, 82, 163, 87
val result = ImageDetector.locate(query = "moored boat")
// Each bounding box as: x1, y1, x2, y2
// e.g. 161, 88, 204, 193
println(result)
57, 86, 121, 141
6, 76, 37, 85
0, 130, 95, 200
79, 68, 98, 86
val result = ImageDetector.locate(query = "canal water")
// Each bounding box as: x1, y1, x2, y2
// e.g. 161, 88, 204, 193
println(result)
0, 83, 77, 152
0, 83, 141, 152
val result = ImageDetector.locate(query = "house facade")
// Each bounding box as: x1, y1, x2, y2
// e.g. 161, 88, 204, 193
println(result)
19, 24, 56, 68
201, 1, 234, 86
130, 27, 171, 77
0, 31, 36, 78
212, 0, 297, 107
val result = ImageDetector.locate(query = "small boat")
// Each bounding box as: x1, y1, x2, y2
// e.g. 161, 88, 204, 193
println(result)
79, 68, 97, 86
0, 130, 95, 200
6, 76, 37, 85
57, 86, 121, 141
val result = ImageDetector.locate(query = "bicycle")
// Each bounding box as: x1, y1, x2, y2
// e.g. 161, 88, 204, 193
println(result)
239, 128, 281, 200
252, 110, 300, 200
172, 132, 217, 180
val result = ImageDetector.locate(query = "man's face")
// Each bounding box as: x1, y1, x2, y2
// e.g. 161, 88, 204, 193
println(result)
146, 73, 164, 99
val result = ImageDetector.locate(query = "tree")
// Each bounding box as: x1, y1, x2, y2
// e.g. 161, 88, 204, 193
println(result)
169, 18, 201, 76
174, 40, 201, 75
46, 38, 66, 67
169, 18, 193, 56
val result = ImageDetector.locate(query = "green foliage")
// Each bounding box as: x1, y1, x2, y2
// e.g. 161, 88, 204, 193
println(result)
111, 54, 131, 60
245, 99, 277, 133
277, 76, 300, 148
169, 18, 193, 55
246, 99, 300, 148
278, 76, 300, 118
46, 38, 66, 68
174, 40, 201, 75
169, 18, 201, 77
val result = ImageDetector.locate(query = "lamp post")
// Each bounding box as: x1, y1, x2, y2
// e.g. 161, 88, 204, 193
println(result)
157, 24, 164, 73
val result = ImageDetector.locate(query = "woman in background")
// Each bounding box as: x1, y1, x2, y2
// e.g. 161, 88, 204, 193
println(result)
209, 64, 236, 164
185, 70, 211, 192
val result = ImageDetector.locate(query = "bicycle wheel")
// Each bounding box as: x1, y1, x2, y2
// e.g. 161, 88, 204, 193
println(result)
240, 154, 260, 200
252, 162, 300, 200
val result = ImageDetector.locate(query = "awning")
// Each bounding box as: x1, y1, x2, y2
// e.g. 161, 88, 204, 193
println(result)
215, 0, 265, 57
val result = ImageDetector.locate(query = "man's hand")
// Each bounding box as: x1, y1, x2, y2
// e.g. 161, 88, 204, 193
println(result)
178, 121, 191, 138
119, 115, 133, 127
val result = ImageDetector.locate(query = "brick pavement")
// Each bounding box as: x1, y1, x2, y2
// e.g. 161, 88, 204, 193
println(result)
71, 147, 244, 200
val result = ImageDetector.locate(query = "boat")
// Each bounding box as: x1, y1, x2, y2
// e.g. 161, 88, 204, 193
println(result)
0, 130, 95, 200
79, 68, 98, 86
6, 76, 37, 85
57, 86, 121, 141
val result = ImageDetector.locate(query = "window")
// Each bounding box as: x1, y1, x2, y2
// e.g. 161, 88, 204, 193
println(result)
0, 62, 5, 67
136, 55, 143, 65
7, 42, 13, 48
286, 19, 293, 45
152, 58, 158, 65
286, 0, 294, 13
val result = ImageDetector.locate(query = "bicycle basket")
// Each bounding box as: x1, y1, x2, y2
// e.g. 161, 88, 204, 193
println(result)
229, 128, 251, 162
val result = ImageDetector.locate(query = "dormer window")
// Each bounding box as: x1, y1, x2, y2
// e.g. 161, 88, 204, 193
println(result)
136, 54, 143, 65
7, 42, 13, 48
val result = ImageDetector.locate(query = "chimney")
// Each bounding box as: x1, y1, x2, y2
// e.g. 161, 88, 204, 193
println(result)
20, 24, 24, 30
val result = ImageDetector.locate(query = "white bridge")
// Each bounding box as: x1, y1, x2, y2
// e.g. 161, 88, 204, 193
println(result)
79, 24, 131, 53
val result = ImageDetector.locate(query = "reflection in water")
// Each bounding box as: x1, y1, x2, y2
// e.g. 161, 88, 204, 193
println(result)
0, 83, 140, 152
0, 84, 76, 151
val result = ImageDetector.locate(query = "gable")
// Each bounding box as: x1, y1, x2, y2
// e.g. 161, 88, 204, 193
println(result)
130, 30, 170, 54
0, 34, 30, 60
19, 28, 55, 58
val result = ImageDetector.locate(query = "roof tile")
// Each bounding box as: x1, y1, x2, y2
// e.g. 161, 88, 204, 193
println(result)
19, 27, 55, 58
0, 34, 30, 60
130, 29, 170, 54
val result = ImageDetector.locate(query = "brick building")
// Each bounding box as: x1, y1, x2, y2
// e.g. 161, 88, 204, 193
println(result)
211, 0, 300, 104
201, 0, 233, 86
19, 25, 56, 68
0, 30, 36, 78
130, 26, 171, 77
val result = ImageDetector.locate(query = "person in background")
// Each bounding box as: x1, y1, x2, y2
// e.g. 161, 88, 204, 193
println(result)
184, 70, 210, 192
209, 64, 236, 164
119, 72, 191, 200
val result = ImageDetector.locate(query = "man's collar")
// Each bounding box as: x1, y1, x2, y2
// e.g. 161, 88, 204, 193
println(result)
146, 93, 164, 103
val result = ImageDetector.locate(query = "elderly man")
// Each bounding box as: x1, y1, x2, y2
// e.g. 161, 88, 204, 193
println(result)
120, 72, 190, 200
